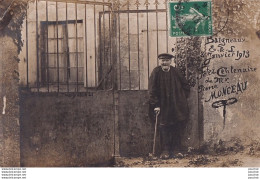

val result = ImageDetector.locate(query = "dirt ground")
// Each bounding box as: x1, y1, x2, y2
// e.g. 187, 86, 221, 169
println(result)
114, 142, 260, 167
114, 153, 259, 167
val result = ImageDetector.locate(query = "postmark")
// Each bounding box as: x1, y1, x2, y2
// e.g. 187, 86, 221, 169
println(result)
169, 0, 213, 37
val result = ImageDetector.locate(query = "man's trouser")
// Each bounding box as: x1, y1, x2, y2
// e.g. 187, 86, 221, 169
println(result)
159, 122, 184, 155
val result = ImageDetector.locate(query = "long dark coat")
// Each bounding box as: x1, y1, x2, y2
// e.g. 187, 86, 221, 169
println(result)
148, 66, 190, 125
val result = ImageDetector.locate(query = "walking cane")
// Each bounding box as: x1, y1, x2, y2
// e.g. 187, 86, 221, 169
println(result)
152, 111, 160, 156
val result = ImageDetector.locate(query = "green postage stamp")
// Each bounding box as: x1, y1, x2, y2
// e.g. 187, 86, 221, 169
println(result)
169, 1, 212, 37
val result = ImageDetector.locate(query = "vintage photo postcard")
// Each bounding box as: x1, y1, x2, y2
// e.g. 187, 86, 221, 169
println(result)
0, 0, 259, 171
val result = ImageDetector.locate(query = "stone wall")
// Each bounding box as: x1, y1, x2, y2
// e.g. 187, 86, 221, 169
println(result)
200, 0, 260, 144
19, 91, 114, 167
0, 0, 27, 166
0, 36, 20, 167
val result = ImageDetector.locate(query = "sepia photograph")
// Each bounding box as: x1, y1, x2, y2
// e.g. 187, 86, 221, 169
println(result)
0, 0, 259, 174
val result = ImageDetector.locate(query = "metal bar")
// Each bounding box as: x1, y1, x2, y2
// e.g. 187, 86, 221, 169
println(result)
56, 1, 60, 92
94, 4, 97, 87
26, 6, 29, 88
118, 9, 121, 90
75, 3, 79, 92
66, 2, 69, 92
146, 5, 150, 82
112, 5, 117, 91
111, 12, 119, 158
103, 1, 106, 89
38, 0, 112, 6
44, 52, 83, 54
127, 3, 131, 90
46, 0, 50, 92
41, 20, 83, 25
112, 7, 120, 150
36, 0, 39, 92
85, 4, 88, 91
137, 6, 140, 90
102, 9, 167, 14
165, 2, 168, 53
98, 10, 102, 87
156, 3, 159, 66
109, 10, 111, 89
113, 92, 119, 157
113, 88, 116, 157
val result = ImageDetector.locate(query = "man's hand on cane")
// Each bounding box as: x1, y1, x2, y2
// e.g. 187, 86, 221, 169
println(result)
154, 107, 160, 115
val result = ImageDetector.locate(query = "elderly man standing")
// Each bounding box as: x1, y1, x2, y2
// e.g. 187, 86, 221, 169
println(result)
149, 53, 190, 159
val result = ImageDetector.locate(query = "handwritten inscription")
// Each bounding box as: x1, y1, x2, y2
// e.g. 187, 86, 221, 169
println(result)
206, 37, 246, 45
175, 37, 255, 105
207, 47, 250, 61
205, 81, 248, 102
203, 37, 250, 66
198, 84, 218, 93
198, 66, 257, 79
199, 65, 255, 102
217, 66, 256, 77
198, 63, 256, 102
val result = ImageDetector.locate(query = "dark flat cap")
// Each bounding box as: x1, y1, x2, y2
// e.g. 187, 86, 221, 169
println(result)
158, 53, 174, 59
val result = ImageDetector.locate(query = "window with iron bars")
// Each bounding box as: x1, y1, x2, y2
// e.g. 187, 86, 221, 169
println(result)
41, 20, 85, 87
19, 0, 112, 92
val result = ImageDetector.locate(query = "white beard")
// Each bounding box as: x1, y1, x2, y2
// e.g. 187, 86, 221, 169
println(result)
161, 65, 170, 72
